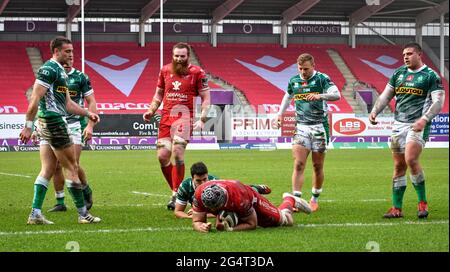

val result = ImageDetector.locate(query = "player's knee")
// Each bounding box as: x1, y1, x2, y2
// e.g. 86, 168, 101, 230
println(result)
312, 163, 323, 173
393, 158, 407, 171
293, 160, 305, 171
405, 157, 419, 168
157, 155, 171, 165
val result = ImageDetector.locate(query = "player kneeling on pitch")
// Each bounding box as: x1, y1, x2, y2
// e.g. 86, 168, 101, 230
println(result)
191, 180, 311, 232
175, 162, 272, 219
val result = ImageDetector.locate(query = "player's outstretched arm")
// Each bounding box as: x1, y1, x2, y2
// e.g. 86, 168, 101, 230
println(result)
192, 211, 211, 233
174, 203, 191, 219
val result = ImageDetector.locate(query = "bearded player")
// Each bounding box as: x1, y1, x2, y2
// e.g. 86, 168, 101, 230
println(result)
143, 42, 210, 210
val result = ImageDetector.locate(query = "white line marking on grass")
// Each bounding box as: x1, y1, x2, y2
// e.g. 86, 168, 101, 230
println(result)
95, 203, 165, 207
0, 172, 32, 179
131, 191, 169, 197
319, 199, 388, 203
1, 220, 447, 237
296, 220, 449, 228
0, 226, 192, 236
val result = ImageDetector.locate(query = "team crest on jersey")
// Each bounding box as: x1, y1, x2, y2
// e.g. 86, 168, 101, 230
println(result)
310, 80, 316, 86
172, 81, 182, 91
406, 75, 414, 81
417, 75, 424, 83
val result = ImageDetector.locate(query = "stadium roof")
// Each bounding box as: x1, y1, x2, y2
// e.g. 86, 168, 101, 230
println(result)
1, 0, 448, 24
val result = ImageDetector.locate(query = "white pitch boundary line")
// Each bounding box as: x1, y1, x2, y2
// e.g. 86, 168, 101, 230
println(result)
0, 226, 192, 236
319, 199, 388, 203
296, 220, 449, 228
0, 172, 32, 179
0, 220, 447, 237
131, 191, 169, 197
95, 203, 165, 207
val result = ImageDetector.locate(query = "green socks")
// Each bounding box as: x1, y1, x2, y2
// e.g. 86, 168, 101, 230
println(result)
31, 176, 49, 210
411, 171, 427, 203
392, 176, 407, 209
55, 190, 65, 205
66, 180, 87, 216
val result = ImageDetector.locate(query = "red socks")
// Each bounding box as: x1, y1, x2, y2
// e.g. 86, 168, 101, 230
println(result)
161, 164, 173, 190
172, 162, 185, 192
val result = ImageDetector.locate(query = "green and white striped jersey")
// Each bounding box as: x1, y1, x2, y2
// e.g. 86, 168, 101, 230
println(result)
65, 68, 94, 124
388, 65, 443, 123
287, 71, 336, 125
36, 59, 69, 120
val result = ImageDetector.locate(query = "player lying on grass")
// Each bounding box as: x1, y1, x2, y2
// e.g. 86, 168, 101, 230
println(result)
175, 162, 272, 219
191, 180, 311, 232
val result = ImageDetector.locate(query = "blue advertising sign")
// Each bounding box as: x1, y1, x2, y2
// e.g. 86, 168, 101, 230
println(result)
430, 114, 449, 136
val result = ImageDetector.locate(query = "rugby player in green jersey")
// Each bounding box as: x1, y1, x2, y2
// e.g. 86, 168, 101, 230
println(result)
174, 162, 272, 219
19, 36, 101, 224
277, 53, 341, 212
46, 60, 97, 213
369, 42, 445, 219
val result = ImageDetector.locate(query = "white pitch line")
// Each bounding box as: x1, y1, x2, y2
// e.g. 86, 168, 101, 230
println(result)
0, 172, 32, 179
95, 203, 165, 207
131, 191, 169, 197
0, 220, 447, 237
319, 199, 388, 203
0, 226, 192, 236
296, 220, 449, 228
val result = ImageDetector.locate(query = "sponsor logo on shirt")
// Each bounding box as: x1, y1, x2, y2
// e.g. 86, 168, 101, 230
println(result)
166, 92, 188, 101
56, 86, 69, 93
294, 92, 319, 100
395, 87, 424, 96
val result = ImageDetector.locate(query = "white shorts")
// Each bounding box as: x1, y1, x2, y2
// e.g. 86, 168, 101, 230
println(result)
390, 121, 427, 153
292, 123, 328, 153
40, 122, 83, 146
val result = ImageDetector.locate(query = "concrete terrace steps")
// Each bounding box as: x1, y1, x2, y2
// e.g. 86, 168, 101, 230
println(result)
327, 49, 365, 113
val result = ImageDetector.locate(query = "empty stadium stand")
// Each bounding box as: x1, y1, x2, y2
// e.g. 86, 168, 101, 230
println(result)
2, 42, 446, 115
191, 43, 354, 113
0, 42, 36, 113
334, 44, 449, 113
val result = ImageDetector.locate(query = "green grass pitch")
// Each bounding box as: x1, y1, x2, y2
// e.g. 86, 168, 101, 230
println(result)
0, 148, 448, 252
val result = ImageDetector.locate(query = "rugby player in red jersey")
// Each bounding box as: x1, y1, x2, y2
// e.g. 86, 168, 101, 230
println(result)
192, 180, 311, 232
143, 42, 210, 210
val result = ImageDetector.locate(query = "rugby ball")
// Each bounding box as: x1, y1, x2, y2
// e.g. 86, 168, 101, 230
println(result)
218, 210, 238, 228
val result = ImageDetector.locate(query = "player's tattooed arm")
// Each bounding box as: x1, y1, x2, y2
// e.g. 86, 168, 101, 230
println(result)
421, 90, 445, 122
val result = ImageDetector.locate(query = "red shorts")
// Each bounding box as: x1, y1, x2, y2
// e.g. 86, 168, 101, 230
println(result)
157, 115, 192, 141
253, 194, 282, 227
